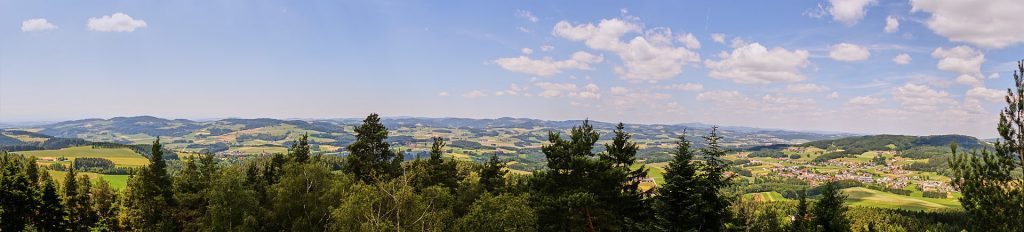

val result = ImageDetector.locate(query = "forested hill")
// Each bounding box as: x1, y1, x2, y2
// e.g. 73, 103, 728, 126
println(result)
803, 134, 988, 151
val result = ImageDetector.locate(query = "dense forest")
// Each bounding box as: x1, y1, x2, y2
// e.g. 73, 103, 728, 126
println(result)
2, 62, 1023, 231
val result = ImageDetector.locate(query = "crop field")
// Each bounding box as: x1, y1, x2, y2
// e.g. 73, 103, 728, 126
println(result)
16, 146, 150, 167
842, 187, 960, 211
47, 170, 130, 190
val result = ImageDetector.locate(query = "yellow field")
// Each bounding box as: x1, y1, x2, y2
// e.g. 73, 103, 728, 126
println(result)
15, 146, 150, 167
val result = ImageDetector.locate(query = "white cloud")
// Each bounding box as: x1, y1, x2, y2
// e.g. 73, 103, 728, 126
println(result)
494, 84, 528, 96
760, 94, 817, 113
87, 13, 147, 32
828, 91, 840, 99
659, 83, 704, 92
570, 83, 601, 99
534, 82, 577, 98
540, 45, 554, 52
848, 96, 884, 105
988, 72, 1000, 79
521, 48, 534, 54
710, 33, 726, 44
697, 90, 748, 102
462, 90, 487, 98
516, 10, 538, 22
21, 18, 57, 32
609, 87, 671, 106
553, 18, 701, 82
955, 74, 983, 86
892, 83, 954, 111
829, 43, 871, 62
884, 15, 899, 33
911, 0, 1024, 48
932, 46, 984, 76
892, 53, 912, 64
704, 42, 810, 84
785, 83, 830, 93
518, 27, 530, 33
966, 87, 1004, 102
438, 91, 450, 97
677, 33, 701, 49
493, 51, 603, 76
828, 0, 878, 25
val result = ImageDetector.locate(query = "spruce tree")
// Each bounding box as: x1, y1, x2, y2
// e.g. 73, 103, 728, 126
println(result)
813, 182, 849, 232
289, 133, 311, 163
345, 113, 402, 183
479, 153, 507, 193
419, 137, 459, 191
950, 60, 1024, 231
656, 133, 703, 232
696, 127, 733, 231
37, 173, 68, 231
601, 123, 650, 230
119, 138, 176, 231
793, 188, 810, 232
0, 153, 39, 231
173, 154, 216, 231
65, 164, 95, 231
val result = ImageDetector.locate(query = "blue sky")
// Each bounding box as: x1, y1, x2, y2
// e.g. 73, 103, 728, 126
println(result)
1, 0, 1022, 137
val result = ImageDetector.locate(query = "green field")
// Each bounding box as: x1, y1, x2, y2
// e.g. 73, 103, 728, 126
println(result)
47, 170, 130, 190
743, 191, 789, 202
842, 187, 960, 211
15, 146, 150, 167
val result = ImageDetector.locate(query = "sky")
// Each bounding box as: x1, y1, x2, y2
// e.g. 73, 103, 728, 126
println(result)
1, 0, 1023, 137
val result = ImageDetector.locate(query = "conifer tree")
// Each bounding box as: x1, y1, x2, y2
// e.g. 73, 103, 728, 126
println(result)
793, 188, 811, 232
345, 113, 402, 183
173, 154, 216, 231
91, 178, 118, 231
656, 133, 703, 232
0, 153, 39, 231
289, 133, 311, 163
696, 127, 733, 231
65, 163, 96, 231
417, 137, 459, 191
119, 138, 176, 231
949, 60, 1024, 231
601, 123, 650, 229
37, 173, 68, 231
813, 182, 849, 232
479, 153, 507, 193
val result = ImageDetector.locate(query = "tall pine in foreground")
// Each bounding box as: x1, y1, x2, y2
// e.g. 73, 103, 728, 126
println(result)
345, 113, 402, 183
0, 153, 40, 231
479, 153, 507, 193
119, 138, 176, 231
601, 123, 651, 230
289, 133, 311, 163
65, 164, 96, 231
950, 60, 1024, 231
696, 127, 733, 231
656, 132, 703, 231
813, 182, 849, 232
415, 137, 459, 191
37, 172, 68, 231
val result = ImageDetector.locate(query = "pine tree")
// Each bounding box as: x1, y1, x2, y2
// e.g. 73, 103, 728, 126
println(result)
91, 178, 119, 231
601, 123, 651, 230
119, 138, 176, 231
949, 60, 1024, 231
417, 137, 459, 191
345, 113, 402, 183
37, 172, 68, 231
792, 188, 810, 232
0, 153, 39, 231
696, 126, 733, 231
656, 132, 703, 232
173, 154, 217, 231
479, 153, 507, 193
289, 133, 311, 163
813, 181, 850, 232
65, 164, 95, 231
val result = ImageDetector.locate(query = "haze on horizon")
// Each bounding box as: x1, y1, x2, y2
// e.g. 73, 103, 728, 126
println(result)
2, 0, 1023, 138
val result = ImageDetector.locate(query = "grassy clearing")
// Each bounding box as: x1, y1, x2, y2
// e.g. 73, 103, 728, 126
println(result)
842, 187, 960, 212
46, 170, 129, 190
743, 191, 790, 202
16, 146, 149, 167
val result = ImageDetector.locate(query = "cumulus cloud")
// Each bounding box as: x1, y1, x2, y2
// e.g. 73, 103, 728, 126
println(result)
848, 96, 884, 105
438, 91, 450, 97
785, 83, 830, 93
534, 82, 577, 98
609, 86, 671, 106
931, 46, 985, 86
892, 83, 954, 111
884, 15, 899, 33
892, 53, 912, 64
494, 84, 528, 96
570, 83, 602, 99
829, 43, 871, 62
697, 90, 748, 102
966, 87, 1004, 102
911, 0, 1024, 48
87, 13, 147, 32
659, 83, 704, 92
493, 51, 603, 76
828, 0, 878, 25
521, 48, 534, 54
462, 90, 487, 98
828, 91, 841, 99
21, 18, 57, 32
760, 94, 817, 113
710, 33, 726, 44
516, 10, 538, 22
540, 45, 554, 52
677, 33, 701, 49
704, 43, 810, 84
553, 18, 701, 82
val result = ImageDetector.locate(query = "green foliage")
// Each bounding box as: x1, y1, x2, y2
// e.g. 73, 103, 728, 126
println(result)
65, 165, 97, 232
345, 113, 402, 184
657, 128, 736, 232
288, 133, 311, 163
949, 61, 1024, 231
118, 138, 177, 231
813, 182, 850, 232
270, 162, 350, 231
331, 175, 452, 231
456, 193, 537, 232
479, 153, 507, 193
413, 137, 460, 191
172, 154, 217, 231
0, 153, 40, 231
38, 172, 68, 231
